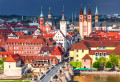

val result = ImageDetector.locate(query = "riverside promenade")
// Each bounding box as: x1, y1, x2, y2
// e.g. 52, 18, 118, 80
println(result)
80, 71, 120, 75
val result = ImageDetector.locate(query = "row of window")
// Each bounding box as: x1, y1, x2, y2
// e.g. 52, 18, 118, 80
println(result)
6, 43, 43, 45
6, 47, 40, 50
95, 52, 106, 60
0, 55, 8, 57
14, 51, 40, 54
76, 50, 84, 53
14, 47, 40, 50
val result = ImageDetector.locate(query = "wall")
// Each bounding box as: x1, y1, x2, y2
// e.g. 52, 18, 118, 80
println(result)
69, 49, 89, 61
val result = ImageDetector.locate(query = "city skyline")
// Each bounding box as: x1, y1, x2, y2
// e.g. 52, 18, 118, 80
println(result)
0, 0, 120, 16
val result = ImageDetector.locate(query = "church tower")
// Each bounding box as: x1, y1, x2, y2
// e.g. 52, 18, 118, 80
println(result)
87, 5, 92, 36
60, 6, 67, 37
95, 6, 98, 22
40, 6, 44, 30
79, 5, 92, 39
48, 6, 52, 19
79, 5, 84, 39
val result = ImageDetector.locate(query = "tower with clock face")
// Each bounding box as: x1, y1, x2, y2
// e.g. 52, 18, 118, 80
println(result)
60, 6, 67, 37
60, 20, 67, 37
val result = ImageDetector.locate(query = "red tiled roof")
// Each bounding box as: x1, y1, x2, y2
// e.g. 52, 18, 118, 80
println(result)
51, 46, 65, 56
4, 54, 21, 62
44, 33, 56, 38
21, 56, 58, 64
89, 50, 113, 55
82, 54, 92, 60
70, 41, 89, 51
89, 31, 120, 40
40, 46, 55, 54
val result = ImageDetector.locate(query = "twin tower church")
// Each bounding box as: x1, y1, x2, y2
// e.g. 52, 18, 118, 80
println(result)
39, 5, 99, 39
79, 5, 98, 39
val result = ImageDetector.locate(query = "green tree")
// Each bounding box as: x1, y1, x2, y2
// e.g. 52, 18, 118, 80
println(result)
105, 61, 112, 68
0, 60, 3, 64
109, 54, 118, 67
93, 62, 100, 69
97, 57, 106, 66
1, 58, 6, 62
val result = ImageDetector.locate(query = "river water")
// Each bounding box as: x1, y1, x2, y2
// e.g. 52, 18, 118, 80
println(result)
73, 74, 120, 82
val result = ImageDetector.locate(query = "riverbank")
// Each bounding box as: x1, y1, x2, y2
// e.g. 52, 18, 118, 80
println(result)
80, 71, 120, 75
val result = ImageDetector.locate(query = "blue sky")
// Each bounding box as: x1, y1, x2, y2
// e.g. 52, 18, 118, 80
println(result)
0, 0, 119, 16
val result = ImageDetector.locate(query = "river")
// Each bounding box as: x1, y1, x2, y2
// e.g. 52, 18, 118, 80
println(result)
72, 74, 120, 82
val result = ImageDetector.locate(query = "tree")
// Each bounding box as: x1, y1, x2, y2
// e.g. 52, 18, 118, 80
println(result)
93, 62, 100, 69
105, 61, 112, 68
109, 54, 118, 67
97, 57, 106, 66
1, 58, 6, 62
0, 60, 3, 64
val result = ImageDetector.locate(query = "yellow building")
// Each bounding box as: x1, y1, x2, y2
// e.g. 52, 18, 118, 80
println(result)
69, 40, 120, 68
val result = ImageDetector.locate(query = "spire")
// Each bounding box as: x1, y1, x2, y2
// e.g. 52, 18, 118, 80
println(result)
72, 12, 73, 23
80, 4, 83, 15
61, 5, 65, 21
49, 6, 51, 15
40, 6, 44, 18
75, 11, 76, 21
95, 6, 98, 14
88, 5, 91, 15
84, 6, 87, 14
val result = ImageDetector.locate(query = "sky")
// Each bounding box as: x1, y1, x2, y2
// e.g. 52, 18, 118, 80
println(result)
0, 0, 120, 17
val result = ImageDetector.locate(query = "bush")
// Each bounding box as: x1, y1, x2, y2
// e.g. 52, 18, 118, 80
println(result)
105, 61, 112, 68
93, 62, 100, 69
70, 61, 82, 68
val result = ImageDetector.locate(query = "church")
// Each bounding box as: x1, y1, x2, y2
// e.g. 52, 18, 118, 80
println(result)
39, 6, 56, 33
79, 5, 92, 39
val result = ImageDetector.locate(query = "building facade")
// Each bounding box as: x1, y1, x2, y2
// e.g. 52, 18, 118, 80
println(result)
69, 40, 120, 69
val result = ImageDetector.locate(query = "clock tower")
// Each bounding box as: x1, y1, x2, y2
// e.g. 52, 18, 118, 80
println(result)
60, 6, 67, 37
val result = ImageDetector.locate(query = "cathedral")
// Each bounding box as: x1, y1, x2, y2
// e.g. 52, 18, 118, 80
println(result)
79, 5, 92, 39
39, 6, 56, 33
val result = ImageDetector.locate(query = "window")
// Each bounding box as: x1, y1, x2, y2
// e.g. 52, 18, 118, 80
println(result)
32, 51, 34, 53
30, 47, 31, 49
27, 51, 29, 53
84, 59, 86, 62
95, 52, 98, 60
22, 47, 23, 49
103, 52, 106, 58
24, 47, 26, 49
76, 50, 78, 52
9, 65, 10, 68
5, 55, 7, 57
32, 47, 34, 49
0, 55, 2, 57
9, 63, 10, 68
76, 55, 78, 57
82, 50, 84, 53
99, 52, 102, 58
